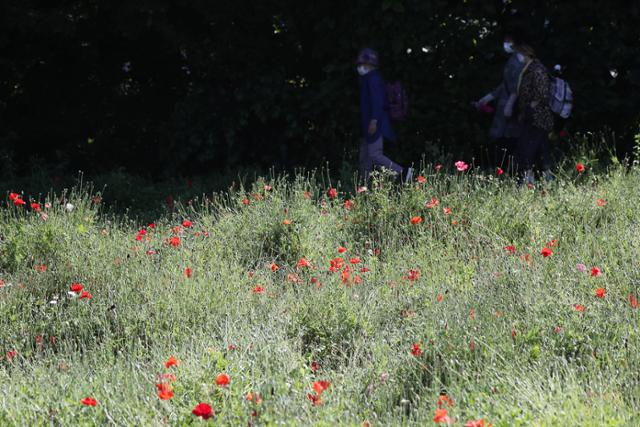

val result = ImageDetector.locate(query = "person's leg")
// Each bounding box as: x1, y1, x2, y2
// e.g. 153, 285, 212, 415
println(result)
368, 137, 403, 175
359, 139, 373, 182
516, 126, 537, 184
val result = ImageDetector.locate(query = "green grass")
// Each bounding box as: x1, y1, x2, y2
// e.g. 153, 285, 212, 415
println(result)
1, 163, 639, 426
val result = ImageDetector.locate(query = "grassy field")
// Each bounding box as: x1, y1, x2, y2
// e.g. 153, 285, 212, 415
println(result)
1, 161, 639, 426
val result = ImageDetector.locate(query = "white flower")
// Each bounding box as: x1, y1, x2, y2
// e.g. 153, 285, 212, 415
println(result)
65, 203, 74, 212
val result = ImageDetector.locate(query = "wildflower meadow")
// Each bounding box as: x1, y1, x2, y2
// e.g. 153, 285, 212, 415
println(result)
1, 160, 639, 426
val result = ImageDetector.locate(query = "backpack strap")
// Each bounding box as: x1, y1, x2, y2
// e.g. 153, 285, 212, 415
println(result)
517, 60, 533, 95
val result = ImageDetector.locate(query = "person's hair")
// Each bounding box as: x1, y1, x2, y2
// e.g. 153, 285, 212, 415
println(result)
503, 21, 529, 45
516, 44, 536, 58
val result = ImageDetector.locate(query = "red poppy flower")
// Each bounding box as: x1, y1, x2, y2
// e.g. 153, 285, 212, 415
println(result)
437, 394, 454, 408
313, 380, 330, 395
595, 288, 606, 298
165, 356, 179, 369
436, 294, 444, 302
327, 187, 337, 199
629, 293, 639, 309
296, 258, 311, 269
156, 383, 174, 400
79, 291, 92, 300
576, 163, 585, 173
215, 373, 230, 387
9, 192, 19, 201
547, 239, 558, 247
329, 258, 344, 273
541, 247, 553, 258
596, 198, 607, 207
417, 176, 427, 184
341, 266, 351, 284
407, 269, 420, 282
192, 403, 214, 420
359, 267, 370, 273
496, 167, 504, 176
70, 283, 84, 293
338, 246, 347, 254
181, 220, 192, 228
426, 198, 439, 209
167, 236, 181, 247
573, 304, 586, 312
344, 200, 354, 210
242, 198, 250, 206
433, 408, 453, 424
307, 393, 322, 406
80, 397, 97, 407
349, 257, 361, 265
270, 263, 279, 272
410, 216, 423, 225
31, 202, 41, 211
35, 265, 47, 272
590, 267, 601, 277
411, 343, 422, 357
6, 350, 17, 360
504, 245, 516, 254
311, 360, 319, 372
443, 207, 452, 215
252, 285, 265, 294
13, 197, 26, 206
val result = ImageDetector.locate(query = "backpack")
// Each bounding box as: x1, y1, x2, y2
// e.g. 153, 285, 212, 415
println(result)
385, 81, 409, 121
549, 76, 573, 119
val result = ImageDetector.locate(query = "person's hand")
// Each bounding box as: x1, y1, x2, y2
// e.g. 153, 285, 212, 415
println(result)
368, 120, 377, 136
477, 94, 494, 107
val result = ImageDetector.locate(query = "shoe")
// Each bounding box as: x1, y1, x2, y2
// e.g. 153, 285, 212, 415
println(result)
403, 167, 414, 184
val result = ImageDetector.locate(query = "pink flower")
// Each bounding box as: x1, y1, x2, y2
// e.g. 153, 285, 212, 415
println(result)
454, 161, 469, 172
576, 263, 587, 272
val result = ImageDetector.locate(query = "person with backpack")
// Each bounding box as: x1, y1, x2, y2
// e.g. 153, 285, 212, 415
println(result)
514, 44, 554, 185
356, 48, 413, 184
475, 29, 525, 171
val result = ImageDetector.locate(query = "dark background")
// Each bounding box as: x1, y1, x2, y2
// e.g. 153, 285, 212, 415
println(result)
1, 0, 639, 179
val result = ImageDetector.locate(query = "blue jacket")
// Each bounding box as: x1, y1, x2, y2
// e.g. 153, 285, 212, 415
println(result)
359, 70, 397, 143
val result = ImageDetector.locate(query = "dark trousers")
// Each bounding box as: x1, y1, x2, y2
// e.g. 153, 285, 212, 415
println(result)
516, 125, 550, 171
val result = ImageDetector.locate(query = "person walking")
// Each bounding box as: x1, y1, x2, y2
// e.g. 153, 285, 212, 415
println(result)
357, 48, 413, 184
475, 29, 525, 171
514, 44, 554, 185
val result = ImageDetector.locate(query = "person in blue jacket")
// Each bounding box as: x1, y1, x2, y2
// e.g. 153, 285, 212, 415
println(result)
357, 48, 412, 184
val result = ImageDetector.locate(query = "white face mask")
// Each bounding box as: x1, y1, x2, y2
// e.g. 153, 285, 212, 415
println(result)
516, 53, 526, 63
503, 42, 514, 54
357, 65, 370, 76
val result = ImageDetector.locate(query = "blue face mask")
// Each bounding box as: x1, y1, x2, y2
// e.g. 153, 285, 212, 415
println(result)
357, 65, 370, 76
503, 42, 514, 54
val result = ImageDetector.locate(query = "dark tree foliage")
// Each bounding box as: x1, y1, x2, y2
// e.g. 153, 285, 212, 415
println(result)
1, 0, 639, 177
